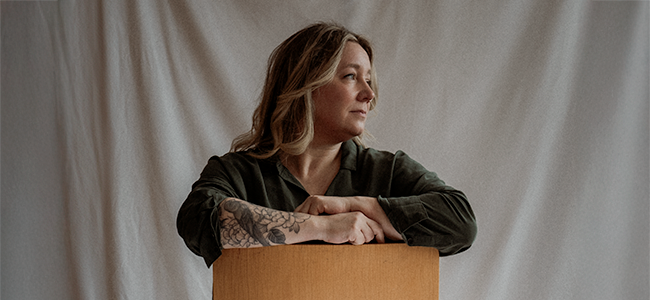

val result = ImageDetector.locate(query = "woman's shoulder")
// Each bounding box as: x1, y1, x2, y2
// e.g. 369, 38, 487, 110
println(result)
213, 150, 257, 162
210, 148, 276, 162
203, 150, 277, 175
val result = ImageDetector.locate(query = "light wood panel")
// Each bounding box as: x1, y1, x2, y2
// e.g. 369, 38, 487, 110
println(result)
213, 243, 439, 300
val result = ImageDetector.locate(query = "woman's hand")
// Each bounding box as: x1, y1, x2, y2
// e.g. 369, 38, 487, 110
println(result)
316, 212, 385, 245
295, 195, 351, 215
296, 195, 403, 241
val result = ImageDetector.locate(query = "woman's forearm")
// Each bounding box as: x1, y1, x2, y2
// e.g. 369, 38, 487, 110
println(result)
218, 198, 316, 248
218, 198, 384, 248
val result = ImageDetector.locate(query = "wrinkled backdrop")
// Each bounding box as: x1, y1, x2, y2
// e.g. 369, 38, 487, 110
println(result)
2, 1, 648, 299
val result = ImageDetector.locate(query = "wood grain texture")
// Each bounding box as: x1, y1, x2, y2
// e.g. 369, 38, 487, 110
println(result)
213, 243, 439, 300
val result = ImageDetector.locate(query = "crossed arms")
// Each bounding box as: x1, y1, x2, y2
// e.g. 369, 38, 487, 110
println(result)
218, 195, 403, 249
178, 149, 477, 265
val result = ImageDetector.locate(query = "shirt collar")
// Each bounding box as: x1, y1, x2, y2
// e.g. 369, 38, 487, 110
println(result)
339, 139, 358, 171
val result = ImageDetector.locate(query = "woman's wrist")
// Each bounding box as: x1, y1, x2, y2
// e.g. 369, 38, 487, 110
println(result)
351, 196, 402, 241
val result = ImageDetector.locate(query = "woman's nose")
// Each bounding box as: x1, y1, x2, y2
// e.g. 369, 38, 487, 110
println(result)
358, 82, 375, 102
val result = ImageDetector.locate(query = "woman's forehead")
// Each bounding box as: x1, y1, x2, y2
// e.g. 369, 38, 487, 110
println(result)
338, 42, 371, 72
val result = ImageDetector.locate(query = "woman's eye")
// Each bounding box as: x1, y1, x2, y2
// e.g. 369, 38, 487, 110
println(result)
344, 74, 355, 79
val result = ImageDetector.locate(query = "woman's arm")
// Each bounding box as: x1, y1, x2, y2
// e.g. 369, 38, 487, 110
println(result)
219, 198, 385, 249
294, 151, 476, 256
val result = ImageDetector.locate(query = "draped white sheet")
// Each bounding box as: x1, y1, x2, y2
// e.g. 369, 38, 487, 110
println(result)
2, 1, 648, 299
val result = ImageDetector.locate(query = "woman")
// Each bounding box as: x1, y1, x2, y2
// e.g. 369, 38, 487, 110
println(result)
177, 22, 476, 267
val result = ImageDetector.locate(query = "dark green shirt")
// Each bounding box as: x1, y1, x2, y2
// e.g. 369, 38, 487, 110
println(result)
177, 140, 476, 266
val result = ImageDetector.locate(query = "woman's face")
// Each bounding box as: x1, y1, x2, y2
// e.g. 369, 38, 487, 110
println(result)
312, 41, 375, 145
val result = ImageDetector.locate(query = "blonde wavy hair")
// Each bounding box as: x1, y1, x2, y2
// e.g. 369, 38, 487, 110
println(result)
230, 22, 378, 158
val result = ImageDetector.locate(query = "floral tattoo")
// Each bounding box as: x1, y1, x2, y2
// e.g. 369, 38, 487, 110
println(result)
219, 200, 310, 248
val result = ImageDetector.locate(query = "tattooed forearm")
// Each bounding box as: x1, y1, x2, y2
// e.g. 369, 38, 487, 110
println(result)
219, 199, 310, 248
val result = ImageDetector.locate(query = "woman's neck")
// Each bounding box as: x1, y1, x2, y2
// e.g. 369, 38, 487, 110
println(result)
282, 142, 342, 195
284, 142, 341, 177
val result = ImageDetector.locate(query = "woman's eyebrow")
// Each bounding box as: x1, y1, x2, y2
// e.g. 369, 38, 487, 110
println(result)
342, 63, 371, 74
344, 63, 360, 69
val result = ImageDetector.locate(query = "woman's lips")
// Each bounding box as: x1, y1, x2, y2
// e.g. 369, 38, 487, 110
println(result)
351, 110, 367, 117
